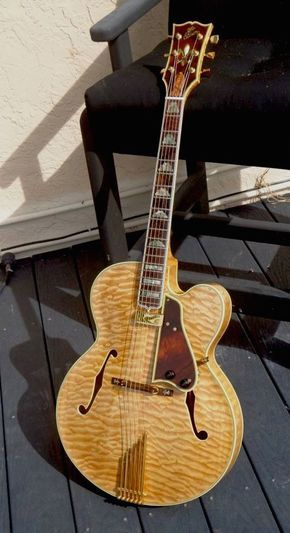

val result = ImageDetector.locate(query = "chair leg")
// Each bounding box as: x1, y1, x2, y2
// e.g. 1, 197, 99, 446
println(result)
80, 109, 128, 263
174, 160, 209, 214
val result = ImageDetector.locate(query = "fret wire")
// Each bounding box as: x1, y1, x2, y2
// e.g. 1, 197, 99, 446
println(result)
150, 237, 167, 242
148, 231, 168, 237
153, 184, 173, 188
151, 207, 170, 211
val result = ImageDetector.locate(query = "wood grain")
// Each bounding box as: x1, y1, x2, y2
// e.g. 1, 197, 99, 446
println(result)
56, 257, 243, 506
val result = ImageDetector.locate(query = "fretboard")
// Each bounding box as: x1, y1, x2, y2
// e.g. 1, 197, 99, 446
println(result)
137, 97, 185, 309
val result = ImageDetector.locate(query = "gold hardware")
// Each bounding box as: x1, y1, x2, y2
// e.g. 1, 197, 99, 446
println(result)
201, 68, 211, 76
112, 377, 173, 397
192, 49, 199, 57
197, 32, 203, 40
210, 34, 219, 44
175, 33, 182, 40
197, 357, 209, 366
173, 49, 178, 56
161, 68, 165, 73
169, 66, 175, 72
164, 53, 170, 58
190, 67, 196, 74
205, 51, 216, 59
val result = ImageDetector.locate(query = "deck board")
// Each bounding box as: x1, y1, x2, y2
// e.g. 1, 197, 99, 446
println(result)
173, 234, 284, 532
0, 200, 290, 532
226, 203, 290, 407
0, 259, 75, 533
0, 379, 10, 533
192, 223, 290, 531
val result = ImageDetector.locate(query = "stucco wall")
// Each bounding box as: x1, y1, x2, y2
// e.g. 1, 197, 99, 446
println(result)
0, 0, 168, 253
1, 1, 288, 256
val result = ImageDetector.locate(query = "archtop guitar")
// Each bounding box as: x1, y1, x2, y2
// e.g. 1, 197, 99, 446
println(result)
56, 21, 243, 506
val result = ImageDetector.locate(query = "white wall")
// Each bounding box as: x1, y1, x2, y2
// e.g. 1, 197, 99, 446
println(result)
0, 0, 169, 255
1, 1, 288, 256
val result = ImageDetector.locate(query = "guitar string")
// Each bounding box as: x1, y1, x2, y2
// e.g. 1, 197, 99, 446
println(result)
119, 284, 137, 499
134, 54, 180, 496
131, 35, 199, 497
134, 59, 179, 497
119, 33, 197, 499
127, 64, 178, 499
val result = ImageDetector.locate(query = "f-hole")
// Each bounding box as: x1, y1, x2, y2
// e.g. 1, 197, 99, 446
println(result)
186, 390, 208, 440
78, 349, 118, 415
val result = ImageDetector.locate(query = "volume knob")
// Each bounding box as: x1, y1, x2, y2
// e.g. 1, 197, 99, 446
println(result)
165, 370, 176, 380
180, 378, 192, 389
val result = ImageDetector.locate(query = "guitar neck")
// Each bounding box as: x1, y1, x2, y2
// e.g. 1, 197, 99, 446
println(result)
137, 96, 185, 309
136, 20, 216, 310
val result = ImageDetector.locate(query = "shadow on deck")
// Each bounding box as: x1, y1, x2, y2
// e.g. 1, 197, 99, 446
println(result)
0, 200, 289, 533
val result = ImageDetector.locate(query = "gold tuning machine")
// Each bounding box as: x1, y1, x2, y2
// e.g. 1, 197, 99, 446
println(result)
205, 51, 216, 59
210, 34, 219, 44
163, 53, 170, 58
201, 68, 211, 77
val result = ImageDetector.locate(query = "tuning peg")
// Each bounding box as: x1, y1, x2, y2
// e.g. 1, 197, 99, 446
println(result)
201, 68, 211, 77
163, 53, 170, 58
205, 51, 216, 59
210, 34, 219, 44
161, 68, 165, 74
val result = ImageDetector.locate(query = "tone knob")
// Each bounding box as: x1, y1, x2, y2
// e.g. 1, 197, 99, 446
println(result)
180, 378, 192, 388
165, 370, 176, 379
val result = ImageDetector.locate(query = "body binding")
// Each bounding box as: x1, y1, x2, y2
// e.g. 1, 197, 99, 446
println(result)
56, 258, 243, 505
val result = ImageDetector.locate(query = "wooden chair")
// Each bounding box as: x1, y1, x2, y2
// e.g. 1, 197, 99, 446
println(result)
80, 0, 290, 273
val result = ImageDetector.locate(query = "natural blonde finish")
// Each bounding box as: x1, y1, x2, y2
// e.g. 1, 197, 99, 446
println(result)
56, 256, 243, 505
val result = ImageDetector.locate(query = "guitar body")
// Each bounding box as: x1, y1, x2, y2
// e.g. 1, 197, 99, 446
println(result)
57, 21, 243, 505
56, 256, 243, 506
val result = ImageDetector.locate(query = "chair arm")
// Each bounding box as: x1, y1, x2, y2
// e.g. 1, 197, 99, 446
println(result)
90, 0, 162, 42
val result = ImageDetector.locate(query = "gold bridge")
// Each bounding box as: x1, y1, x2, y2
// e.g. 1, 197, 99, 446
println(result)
111, 377, 173, 397
117, 433, 147, 504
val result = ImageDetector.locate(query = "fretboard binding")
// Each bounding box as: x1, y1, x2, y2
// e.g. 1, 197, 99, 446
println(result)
156, 172, 174, 176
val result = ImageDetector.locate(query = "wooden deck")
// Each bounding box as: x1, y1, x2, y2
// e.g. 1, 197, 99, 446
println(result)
0, 200, 290, 533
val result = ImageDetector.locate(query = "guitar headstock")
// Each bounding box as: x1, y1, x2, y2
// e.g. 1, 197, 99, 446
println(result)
162, 21, 218, 100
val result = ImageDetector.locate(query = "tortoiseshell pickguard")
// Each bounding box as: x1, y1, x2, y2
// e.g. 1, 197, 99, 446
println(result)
154, 296, 196, 390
